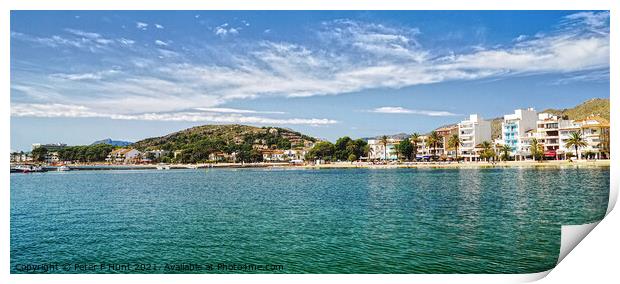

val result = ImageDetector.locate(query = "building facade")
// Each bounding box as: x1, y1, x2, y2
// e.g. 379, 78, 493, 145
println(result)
368, 138, 401, 160
501, 108, 538, 159
458, 114, 492, 161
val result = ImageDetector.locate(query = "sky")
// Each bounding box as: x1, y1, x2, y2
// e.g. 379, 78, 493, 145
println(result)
10, 11, 610, 151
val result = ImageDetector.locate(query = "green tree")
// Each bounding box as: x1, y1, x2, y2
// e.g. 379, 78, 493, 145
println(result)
410, 133, 420, 161
565, 131, 588, 159
306, 141, 336, 161
447, 134, 462, 161
499, 144, 512, 161
426, 131, 441, 160
530, 138, 544, 162
398, 139, 414, 161
347, 153, 358, 162
380, 135, 389, 160
479, 141, 494, 162
31, 147, 48, 162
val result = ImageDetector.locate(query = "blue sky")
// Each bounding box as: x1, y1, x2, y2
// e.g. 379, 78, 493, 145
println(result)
10, 11, 609, 151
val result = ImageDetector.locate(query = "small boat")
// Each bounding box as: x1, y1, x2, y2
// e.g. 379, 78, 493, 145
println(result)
13, 165, 45, 173
156, 164, 171, 170
57, 165, 71, 172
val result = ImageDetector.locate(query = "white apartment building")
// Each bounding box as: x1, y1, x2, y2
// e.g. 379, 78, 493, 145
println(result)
368, 138, 401, 160
501, 108, 538, 159
559, 116, 610, 159
458, 114, 491, 161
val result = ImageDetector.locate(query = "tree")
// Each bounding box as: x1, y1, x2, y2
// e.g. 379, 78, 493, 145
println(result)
479, 141, 494, 162
447, 134, 462, 161
398, 139, 414, 161
565, 131, 588, 159
530, 138, 543, 162
306, 141, 336, 161
334, 136, 353, 161
499, 144, 512, 161
380, 135, 389, 160
426, 131, 441, 160
410, 133, 421, 161
347, 153, 357, 162
31, 147, 48, 162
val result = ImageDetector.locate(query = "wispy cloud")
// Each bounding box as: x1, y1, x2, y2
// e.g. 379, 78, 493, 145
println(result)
154, 40, 169, 46
136, 22, 148, 30
11, 12, 609, 122
49, 70, 120, 81
11, 103, 337, 125
369, 106, 458, 116
214, 23, 240, 37
195, 107, 286, 114
155, 24, 164, 29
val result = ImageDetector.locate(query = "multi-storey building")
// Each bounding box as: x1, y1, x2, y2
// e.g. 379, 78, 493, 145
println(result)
368, 138, 402, 160
559, 116, 610, 159
458, 114, 491, 161
501, 108, 538, 159
435, 125, 459, 157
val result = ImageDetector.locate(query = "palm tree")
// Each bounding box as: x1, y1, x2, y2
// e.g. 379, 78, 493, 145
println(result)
565, 131, 588, 159
499, 144, 512, 161
530, 138, 542, 162
447, 134, 462, 161
380, 135, 389, 160
410, 133, 420, 161
427, 131, 441, 160
480, 141, 493, 162
391, 144, 401, 161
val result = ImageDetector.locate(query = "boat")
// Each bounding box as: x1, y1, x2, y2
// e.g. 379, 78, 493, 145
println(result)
12, 165, 45, 173
57, 165, 71, 172
156, 164, 171, 170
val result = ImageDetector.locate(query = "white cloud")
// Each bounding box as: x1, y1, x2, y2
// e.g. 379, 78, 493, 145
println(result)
214, 24, 240, 37
11, 103, 337, 125
136, 22, 148, 30
195, 107, 286, 114
154, 40, 168, 46
369, 107, 458, 116
155, 24, 164, 29
11, 12, 609, 122
49, 70, 119, 81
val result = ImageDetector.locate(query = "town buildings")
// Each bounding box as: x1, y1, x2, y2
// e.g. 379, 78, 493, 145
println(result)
458, 114, 492, 161
368, 138, 401, 160
501, 108, 538, 159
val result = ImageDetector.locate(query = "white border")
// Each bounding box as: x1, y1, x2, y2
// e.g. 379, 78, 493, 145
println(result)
2, 1, 617, 283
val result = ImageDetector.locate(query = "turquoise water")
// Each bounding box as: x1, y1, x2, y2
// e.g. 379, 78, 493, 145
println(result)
11, 168, 609, 274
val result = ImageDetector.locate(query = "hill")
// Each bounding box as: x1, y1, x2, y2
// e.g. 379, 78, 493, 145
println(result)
133, 124, 316, 162
541, 98, 610, 121
91, 138, 133, 147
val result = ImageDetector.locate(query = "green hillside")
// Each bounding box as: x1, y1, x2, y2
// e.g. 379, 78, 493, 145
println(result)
133, 124, 316, 163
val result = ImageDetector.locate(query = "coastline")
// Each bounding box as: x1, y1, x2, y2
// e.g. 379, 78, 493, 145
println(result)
11, 159, 610, 172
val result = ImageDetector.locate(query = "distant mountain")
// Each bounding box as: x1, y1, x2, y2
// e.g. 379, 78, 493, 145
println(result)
91, 138, 133, 147
360, 132, 410, 142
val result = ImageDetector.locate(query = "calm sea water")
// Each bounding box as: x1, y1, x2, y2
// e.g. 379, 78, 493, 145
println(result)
11, 168, 609, 274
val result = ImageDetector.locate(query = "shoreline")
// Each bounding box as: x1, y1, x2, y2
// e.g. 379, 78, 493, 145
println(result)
11, 159, 610, 172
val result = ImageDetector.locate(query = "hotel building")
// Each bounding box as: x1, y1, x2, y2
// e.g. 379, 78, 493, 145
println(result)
368, 138, 402, 160
501, 108, 538, 159
458, 114, 491, 161
559, 116, 610, 159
